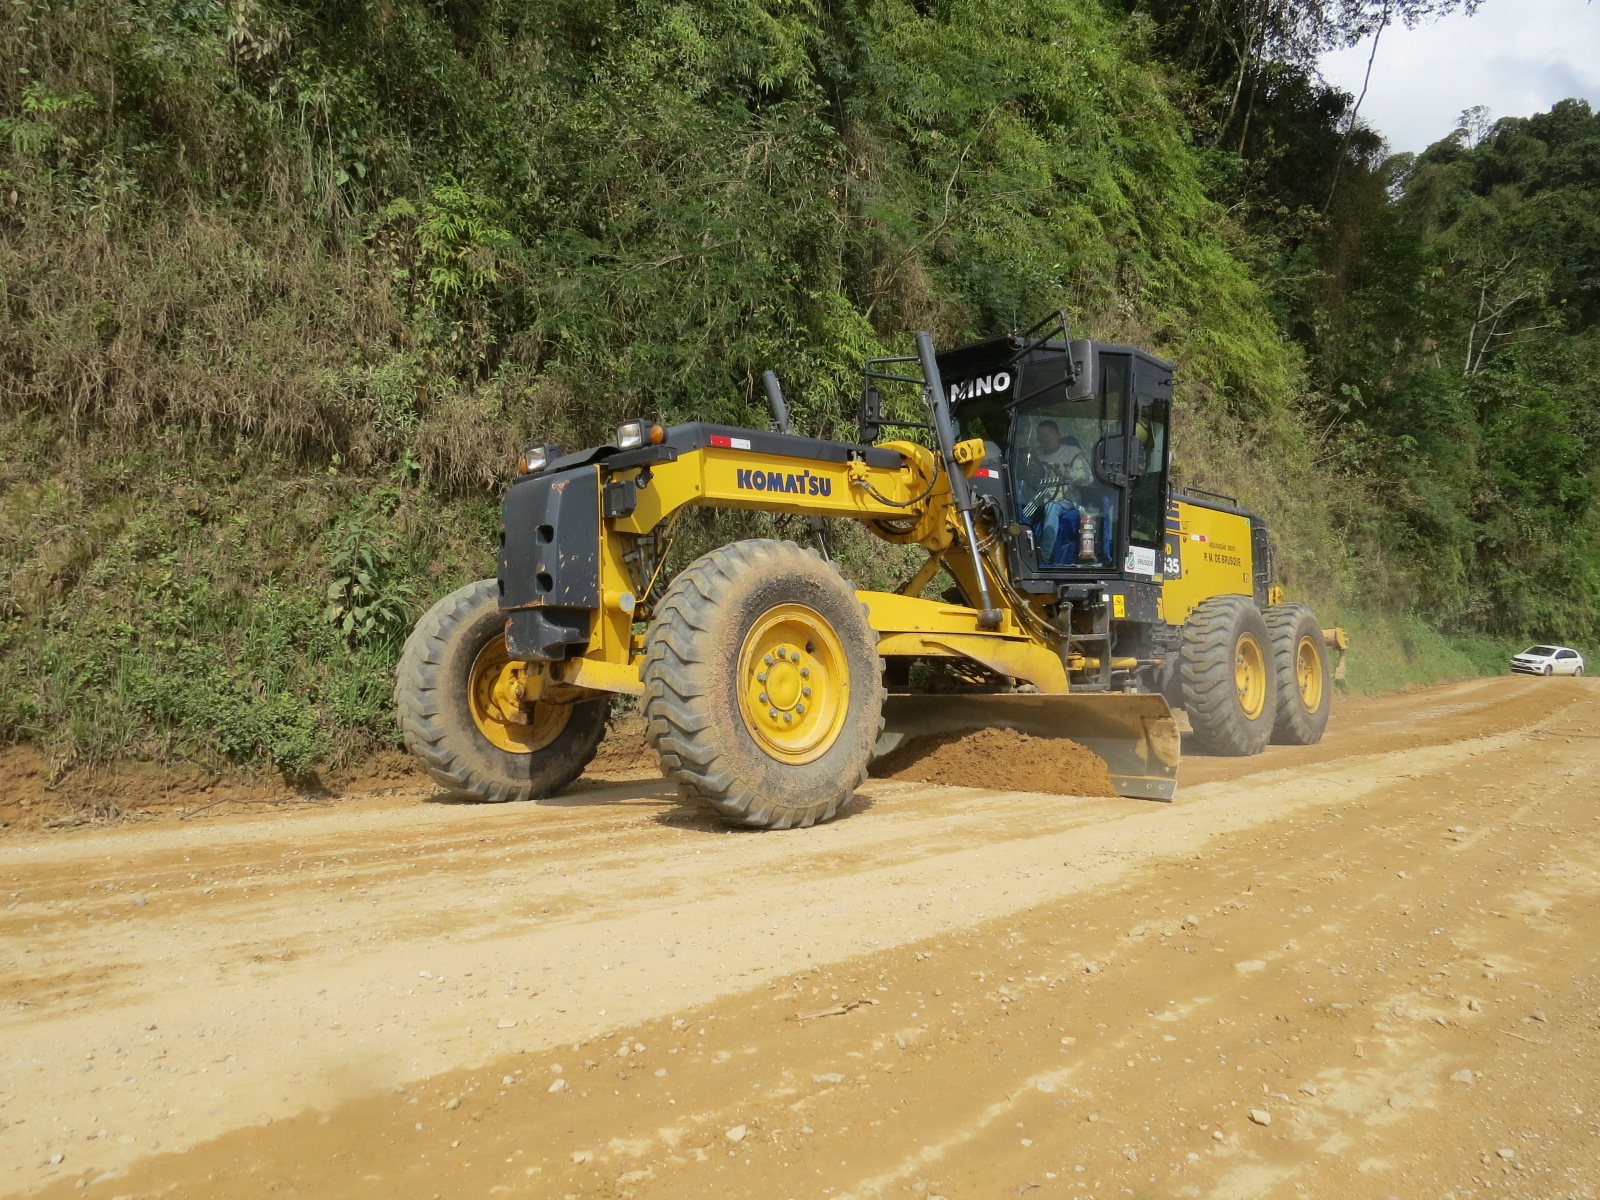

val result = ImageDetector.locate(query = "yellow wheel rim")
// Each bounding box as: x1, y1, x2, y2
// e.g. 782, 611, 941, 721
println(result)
1234, 631, 1268, 721
1294, 634, 1324, 713
468, 634, 571, 755
737, 603, 849, 765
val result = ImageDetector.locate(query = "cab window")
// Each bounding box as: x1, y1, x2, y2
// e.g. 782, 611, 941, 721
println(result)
1009, 356, 1127, 568
1127, 397, 1169, 549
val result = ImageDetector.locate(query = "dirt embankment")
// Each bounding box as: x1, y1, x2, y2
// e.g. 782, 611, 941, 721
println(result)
0, 711, 662, 832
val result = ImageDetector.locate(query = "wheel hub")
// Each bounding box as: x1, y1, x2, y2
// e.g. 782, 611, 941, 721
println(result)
1294, 635, 1324, 712
738, 604, 848, 765
469, 635, 572, 754
1234, 631, 1268, 721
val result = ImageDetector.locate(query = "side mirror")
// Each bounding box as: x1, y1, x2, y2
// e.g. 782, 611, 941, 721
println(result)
1065, 339, 1098, 401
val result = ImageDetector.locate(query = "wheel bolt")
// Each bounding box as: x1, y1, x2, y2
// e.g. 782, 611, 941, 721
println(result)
784, 712, 793, 723
795, 703, 806, 715
800, 667, 810, 678
759, 692, 769, 704
756, 671, 767, 683
764, 654, 775, 666
769, 709, 779, 720
802, 686, 812, 698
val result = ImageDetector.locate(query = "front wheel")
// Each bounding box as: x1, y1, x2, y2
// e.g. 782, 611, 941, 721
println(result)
1179, 595, 1276, 756
395, 579, 610, 802
641, 540, 884, 829
1544, 664, 1554, 676
1264, 603, 1331, 745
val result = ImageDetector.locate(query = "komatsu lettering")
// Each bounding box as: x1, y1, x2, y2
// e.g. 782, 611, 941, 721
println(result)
947, 371, 1012, 403
735, 467, 832, 496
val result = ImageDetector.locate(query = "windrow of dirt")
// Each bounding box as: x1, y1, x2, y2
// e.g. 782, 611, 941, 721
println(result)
868, 726, 1118, 796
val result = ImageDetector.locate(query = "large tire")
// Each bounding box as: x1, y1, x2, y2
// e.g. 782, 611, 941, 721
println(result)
1179, 594, 1276, 756
1264, 603, 1332, 745
395, 578, 609, 802
641, 540, 884, 829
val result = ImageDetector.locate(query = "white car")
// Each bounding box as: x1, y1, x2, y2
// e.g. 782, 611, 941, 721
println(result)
1509, 645, 1585, 676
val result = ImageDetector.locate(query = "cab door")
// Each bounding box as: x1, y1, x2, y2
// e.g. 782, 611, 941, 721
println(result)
1006, 351, 1131, 573
1122, 354, 1173, 581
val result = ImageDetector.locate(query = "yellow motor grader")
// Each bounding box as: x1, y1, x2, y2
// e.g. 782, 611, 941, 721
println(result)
396, 314, 1335, 828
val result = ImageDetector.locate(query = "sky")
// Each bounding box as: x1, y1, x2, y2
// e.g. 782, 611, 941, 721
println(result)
1317, 0, 1600, 155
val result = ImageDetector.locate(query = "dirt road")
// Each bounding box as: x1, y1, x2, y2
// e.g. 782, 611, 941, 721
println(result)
3, 676, 1599, 1200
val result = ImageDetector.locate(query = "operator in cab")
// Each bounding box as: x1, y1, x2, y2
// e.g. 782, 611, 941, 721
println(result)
1026, 419, 1095, 565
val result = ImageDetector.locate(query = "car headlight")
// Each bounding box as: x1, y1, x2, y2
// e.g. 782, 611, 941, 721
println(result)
518, 443, 560, 475
615, 420, 665, 451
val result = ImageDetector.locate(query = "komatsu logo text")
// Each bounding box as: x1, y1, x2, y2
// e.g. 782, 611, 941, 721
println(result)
735, 467, 833, 496
947, 371, 1012, 403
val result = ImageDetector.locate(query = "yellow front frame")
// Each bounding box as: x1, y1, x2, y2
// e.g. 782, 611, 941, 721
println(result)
541, 441, 1073, 696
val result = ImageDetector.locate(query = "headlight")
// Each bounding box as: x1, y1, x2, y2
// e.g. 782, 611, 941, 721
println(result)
615, 420, 666, 451
518, 443, 559, 475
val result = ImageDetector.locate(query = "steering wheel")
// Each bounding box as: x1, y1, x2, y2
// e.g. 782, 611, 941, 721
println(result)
1016, 449, 1074, 519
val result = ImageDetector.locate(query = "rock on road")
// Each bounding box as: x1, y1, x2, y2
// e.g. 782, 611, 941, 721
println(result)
2, 677, 1599, 1199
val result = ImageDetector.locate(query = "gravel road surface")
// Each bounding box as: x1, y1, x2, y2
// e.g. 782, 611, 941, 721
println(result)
3, 676, 1597, 1199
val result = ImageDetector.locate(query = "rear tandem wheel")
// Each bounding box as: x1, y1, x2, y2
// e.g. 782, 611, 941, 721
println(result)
1264, 602, 1332, 745
1178, 594, 1277, 756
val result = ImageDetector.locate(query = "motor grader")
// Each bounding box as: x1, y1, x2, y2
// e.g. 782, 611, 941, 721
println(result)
396, 314, 1335, 829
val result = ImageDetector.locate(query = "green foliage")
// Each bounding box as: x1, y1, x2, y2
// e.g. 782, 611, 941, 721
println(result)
1291, 100, 1600, 639
323, 482, 419, 652
4, 0, 1568, 778
1, 0, 1316, 774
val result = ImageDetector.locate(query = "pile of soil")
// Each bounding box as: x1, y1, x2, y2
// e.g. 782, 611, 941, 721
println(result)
587, 709, 662, 774
869, 726, 1118, 797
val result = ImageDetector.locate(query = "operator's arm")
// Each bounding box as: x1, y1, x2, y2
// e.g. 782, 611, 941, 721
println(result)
1066, 449, 1093, 487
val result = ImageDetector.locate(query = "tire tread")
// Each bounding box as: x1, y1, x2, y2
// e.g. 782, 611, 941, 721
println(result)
640, 540, 884, 829
395, 579, 608, 802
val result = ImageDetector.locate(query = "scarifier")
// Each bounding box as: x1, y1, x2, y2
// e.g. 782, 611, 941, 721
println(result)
395, 313, 1342, 828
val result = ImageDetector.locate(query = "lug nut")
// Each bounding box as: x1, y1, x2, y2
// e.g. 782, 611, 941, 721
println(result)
759, 692, 769, 704
800, 667, 810, 678
768, 709, 779, 720
784, 713, 793, 723
802, 686, 812, 698
756, 671, 767, 683
795, 703, 806, 715
763, 654, 775, 666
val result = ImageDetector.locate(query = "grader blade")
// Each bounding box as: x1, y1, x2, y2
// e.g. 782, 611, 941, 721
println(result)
875, 693, 1181, 802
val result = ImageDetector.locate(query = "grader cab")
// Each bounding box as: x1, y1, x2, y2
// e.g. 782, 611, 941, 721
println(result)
396, 314, 1335, 829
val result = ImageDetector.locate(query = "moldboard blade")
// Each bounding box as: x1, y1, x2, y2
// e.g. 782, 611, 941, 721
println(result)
874, 692, 1181, 802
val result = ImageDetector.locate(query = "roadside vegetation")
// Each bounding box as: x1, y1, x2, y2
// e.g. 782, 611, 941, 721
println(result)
1, 0, 1594, 776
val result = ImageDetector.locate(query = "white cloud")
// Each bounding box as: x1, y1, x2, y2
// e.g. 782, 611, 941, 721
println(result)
1317, 0, 1600, 154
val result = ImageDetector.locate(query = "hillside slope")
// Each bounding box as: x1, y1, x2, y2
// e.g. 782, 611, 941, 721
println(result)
0, 0, 1538, 775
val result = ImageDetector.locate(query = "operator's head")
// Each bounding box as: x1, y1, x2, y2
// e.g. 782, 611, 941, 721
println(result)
1036, 419, 1062, 453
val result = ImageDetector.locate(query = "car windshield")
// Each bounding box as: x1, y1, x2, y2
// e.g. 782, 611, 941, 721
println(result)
1523, 645, 1559, 656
